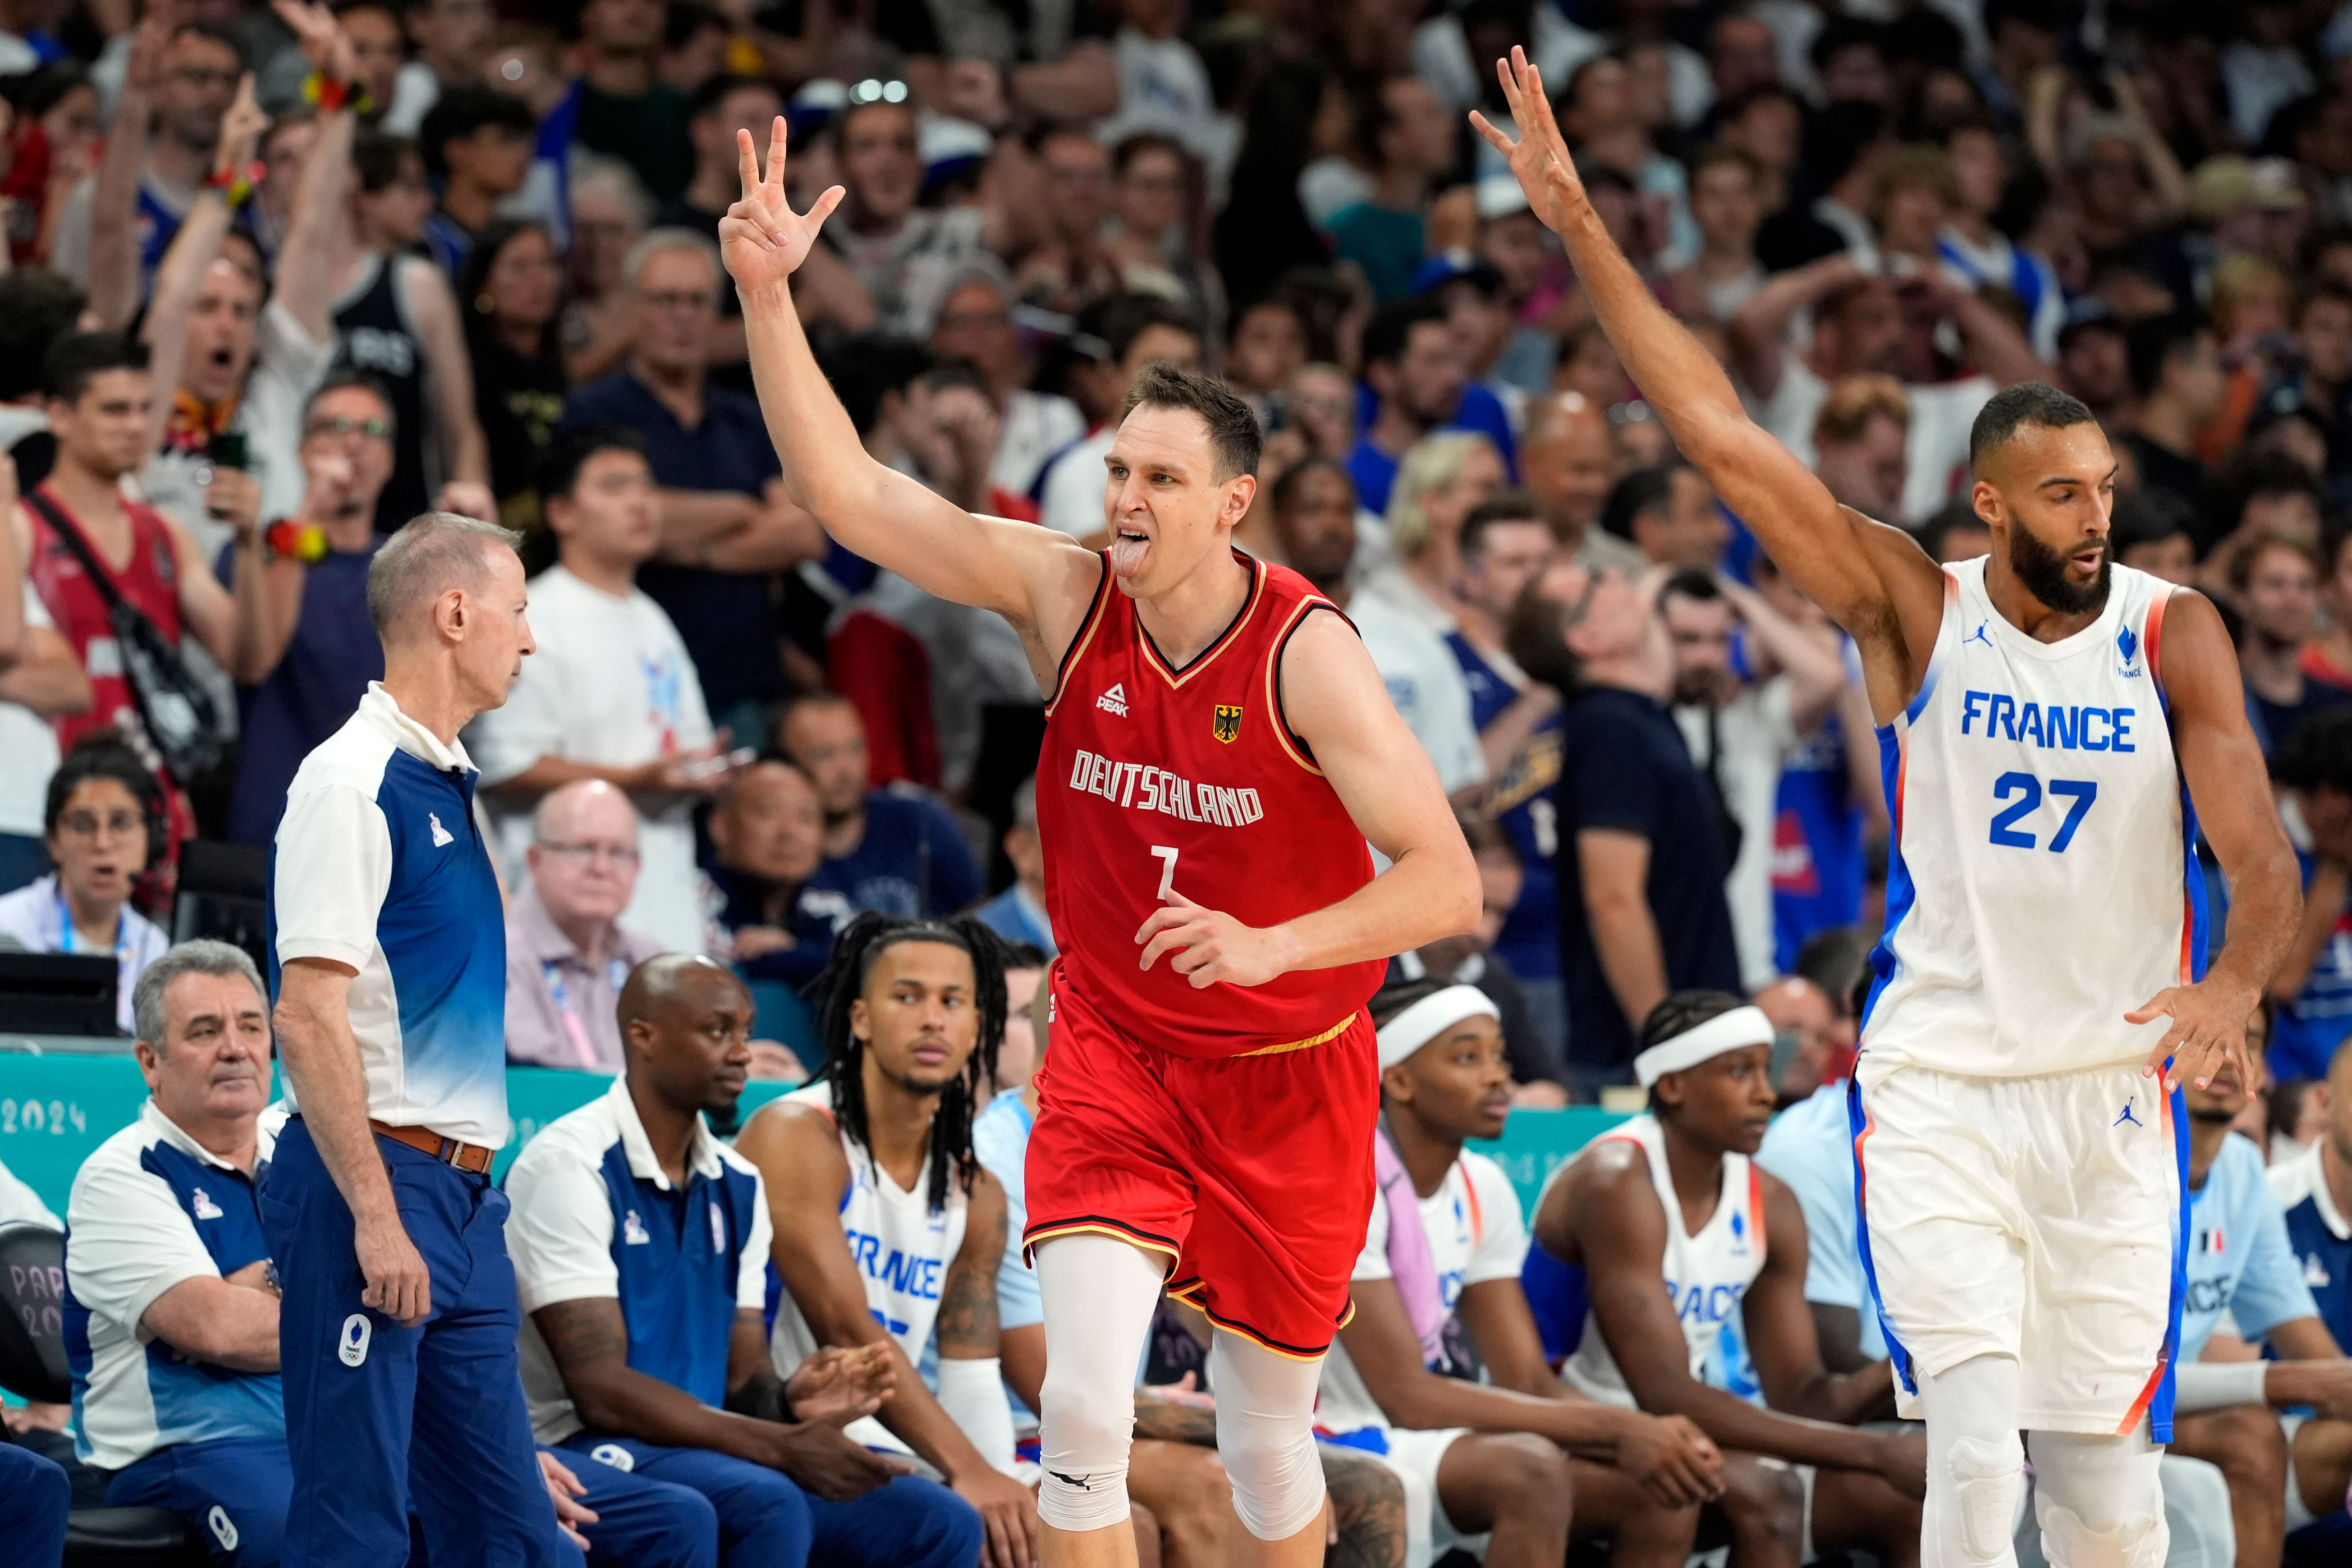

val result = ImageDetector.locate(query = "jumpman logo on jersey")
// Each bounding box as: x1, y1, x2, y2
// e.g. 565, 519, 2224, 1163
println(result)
2113, 1102, 2144, 1128
1964, 622, 1994, 650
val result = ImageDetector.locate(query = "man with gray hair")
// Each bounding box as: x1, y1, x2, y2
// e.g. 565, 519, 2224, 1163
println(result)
560, 227, 817, 749
503, 779, 665, 1073
259, 509, 566, 1565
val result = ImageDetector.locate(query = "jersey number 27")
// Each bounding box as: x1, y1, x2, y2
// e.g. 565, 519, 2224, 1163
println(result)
1988, 773, 2098, 853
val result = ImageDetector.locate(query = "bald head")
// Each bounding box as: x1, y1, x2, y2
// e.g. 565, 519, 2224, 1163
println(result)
1520, 393, 1615, 539
536, 778, 638, 845
619, 953, 748, 1034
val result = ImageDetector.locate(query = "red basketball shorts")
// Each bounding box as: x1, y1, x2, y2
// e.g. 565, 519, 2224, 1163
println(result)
1022, 962, 1379, 1360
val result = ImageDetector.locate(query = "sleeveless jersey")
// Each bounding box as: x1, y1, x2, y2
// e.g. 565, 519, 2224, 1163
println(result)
766, 1080, 969, 1424
1864, 558, 2205, 1077
1550, 1115, 1767, 1408
1036, 550, 1384, 1057
332, 254, 431, 532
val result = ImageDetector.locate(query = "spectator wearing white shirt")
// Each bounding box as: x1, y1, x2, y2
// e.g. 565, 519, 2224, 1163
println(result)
0, 738, 172, 1034
468, 424, 731, 953
1728, 253, 2045, 525
1266, 457, 1485, 796
0, 1153, 60, 1230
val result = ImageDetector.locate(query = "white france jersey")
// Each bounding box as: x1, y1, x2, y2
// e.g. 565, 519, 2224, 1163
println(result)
767, 1080, 967, 1452
1864, 558, 2202, 1077
1556, 1115, 1766, 1409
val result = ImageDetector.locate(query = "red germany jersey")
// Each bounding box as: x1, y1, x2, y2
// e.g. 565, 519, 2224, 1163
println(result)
1036, 550, 1383, 1059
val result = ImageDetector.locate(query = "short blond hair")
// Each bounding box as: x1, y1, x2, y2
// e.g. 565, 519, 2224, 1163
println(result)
1387, 431, 1497, 560
1814, 373, 1909, 447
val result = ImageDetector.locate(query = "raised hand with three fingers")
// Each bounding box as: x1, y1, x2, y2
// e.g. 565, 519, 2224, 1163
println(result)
1467, 46, 1589, 238
721, 117, 845, 296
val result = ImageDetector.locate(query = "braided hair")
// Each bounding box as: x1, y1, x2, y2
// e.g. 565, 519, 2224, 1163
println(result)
807, 911, 1009, 1213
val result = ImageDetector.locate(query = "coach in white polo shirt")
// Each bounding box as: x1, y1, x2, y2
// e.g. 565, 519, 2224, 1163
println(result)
468, 424, 733, 954
261, 511, 570, 1568
66, 942, 286, 1563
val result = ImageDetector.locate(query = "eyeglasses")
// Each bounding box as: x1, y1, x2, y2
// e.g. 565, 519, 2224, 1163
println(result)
56, 809, 142, 841
307, 415, 390, 440
848, 78, 909, 105
537, 841, 641, 868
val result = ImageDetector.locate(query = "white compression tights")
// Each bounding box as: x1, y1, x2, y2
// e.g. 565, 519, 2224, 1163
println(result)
1920, 1355, 2169, 1568
1033, 1234, 1330, 1541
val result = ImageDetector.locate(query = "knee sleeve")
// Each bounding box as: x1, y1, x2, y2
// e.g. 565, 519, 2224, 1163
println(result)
1034, 1234, 1164, 1533
1946, 1436, 2025, 1567
2030, 1431, 2167, 1568
1208, 1332, 1327, 1543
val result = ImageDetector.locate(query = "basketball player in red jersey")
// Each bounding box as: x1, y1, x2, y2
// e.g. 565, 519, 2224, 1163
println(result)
721, 124, 1481, 1568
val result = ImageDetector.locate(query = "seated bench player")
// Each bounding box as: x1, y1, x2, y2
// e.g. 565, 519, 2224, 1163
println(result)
69, 941, 715, 1568
1522, 991, 1928, 1563
730, 914, 1038, 1567
1316, 978, 1726, 1565
2264, 1033, 2352, 1541
504, 952, 985, 1568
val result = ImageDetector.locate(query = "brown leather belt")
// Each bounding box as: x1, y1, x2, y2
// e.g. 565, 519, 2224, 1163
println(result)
371, 1119, 495, 1174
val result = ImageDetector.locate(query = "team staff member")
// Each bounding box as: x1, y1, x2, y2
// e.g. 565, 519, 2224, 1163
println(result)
263, 510, 562, 1568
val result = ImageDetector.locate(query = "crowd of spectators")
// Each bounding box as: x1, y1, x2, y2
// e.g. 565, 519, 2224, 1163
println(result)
12, 0, 2352, 1558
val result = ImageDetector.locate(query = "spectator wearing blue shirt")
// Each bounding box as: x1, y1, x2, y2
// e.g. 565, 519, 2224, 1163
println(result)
417, 87, 537, 281
1445, 494, 1565, 1059
504, 954, 981, 1568
2269, 709, 2352, 1080
973, 777, 1055, 956
2167, 1054, 2352, 1562
0, 1444, 67, 1563
2268, 1037, 2352, 1539
559, 229, 821, 750
777, 693, 986, 922
216, 372, 395, 847
1347, 299, 1470, 518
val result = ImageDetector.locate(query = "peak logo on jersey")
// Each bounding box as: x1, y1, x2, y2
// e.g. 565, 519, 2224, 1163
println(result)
338, 1313, 371, 1367
1213, 704, 1243, 743
190, 1186, 224, 1220
1096, 683, 1129, 717
428, 812, 454, 847
623, 1209, 651, 1245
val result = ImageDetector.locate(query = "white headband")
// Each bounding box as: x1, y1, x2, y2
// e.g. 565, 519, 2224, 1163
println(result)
1375, 986, 1500, 1070
1633, 1005, 1774, 1087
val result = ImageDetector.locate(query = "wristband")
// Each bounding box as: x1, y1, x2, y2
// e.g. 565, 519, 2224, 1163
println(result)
264, 520, 329, 563
2171, 1358, 2270, 1413
303, 71, 370, 116
206, 160, 264, 210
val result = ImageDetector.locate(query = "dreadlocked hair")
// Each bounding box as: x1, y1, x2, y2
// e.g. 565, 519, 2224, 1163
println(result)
807, 911, 1009, 1214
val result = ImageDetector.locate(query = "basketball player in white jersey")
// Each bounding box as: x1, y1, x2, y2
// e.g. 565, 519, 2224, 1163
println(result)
1475, 50, 2300, 1566
735, 913, 1036, 1568
1525, 992, 1925, 1565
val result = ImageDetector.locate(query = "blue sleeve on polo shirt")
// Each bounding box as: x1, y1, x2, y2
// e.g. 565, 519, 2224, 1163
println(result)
1755, 1084, 1884, 1362
2182, 1134, 2317, 1358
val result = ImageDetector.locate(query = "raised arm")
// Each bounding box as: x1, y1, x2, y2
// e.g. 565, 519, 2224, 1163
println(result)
723, 118, 1097, 650
143, 74, 269, 458
85, 6, 168, 330
270, 0, 357, 345
2128, 591, 2301, 1092
1725, 253, 1862, 401
1472, 51, 1945, 723
1136, 610, 1481, 988
1718, 575, 1846, 736
401, 262, 493, 519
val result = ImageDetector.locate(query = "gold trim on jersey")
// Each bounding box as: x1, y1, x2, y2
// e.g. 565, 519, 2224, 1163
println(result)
1138, 555, 1266, 689
1237, 1012, 1358, 1056
1264, 597, 1332, 776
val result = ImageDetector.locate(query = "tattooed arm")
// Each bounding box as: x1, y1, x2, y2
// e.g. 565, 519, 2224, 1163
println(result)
1323, 1448, 1410, 1568
1131, 1389, 1219, 1445
531, 1298, 900, 1499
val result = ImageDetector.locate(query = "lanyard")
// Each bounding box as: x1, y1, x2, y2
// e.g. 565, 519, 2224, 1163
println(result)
543, 957, 630, 1071
55, 888, 129, 964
